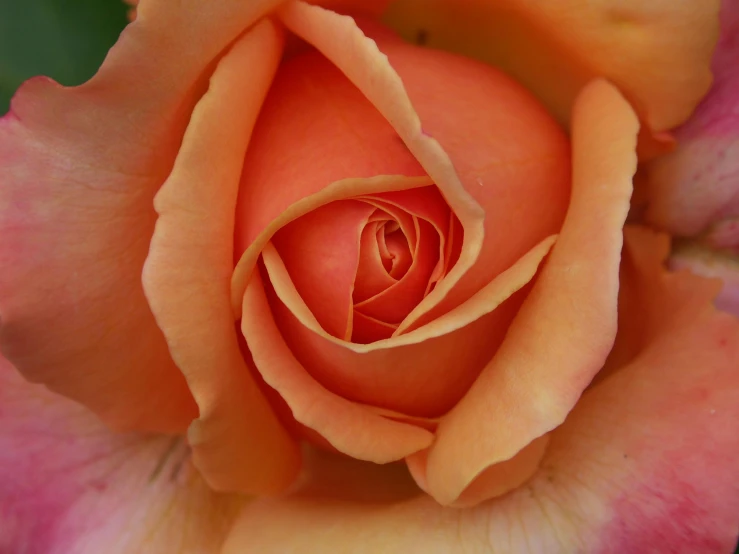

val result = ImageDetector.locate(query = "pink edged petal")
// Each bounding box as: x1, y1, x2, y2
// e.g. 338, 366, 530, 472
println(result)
273, 200, 377, 340
262, 236, 555, 417
0, 355, 242, 554
222, 227, 739, 554
241, 271, 434, 463
384, 0, 719, 132
142, 20, 300, 495
351, 310, 399, 344
669, 242, 739, 319
418, 79, 638, 506
644, 0, 739, 244
0, 0, 292, 435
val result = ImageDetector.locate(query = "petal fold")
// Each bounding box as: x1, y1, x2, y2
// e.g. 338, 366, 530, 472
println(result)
0, 355, 242, 554
222, 227, 739, 554
418, 79, 638, 506
142, 20, 300, 495
384, 0, 719, 132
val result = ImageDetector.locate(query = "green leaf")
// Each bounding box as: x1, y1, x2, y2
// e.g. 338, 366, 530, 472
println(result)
0, 0, 129, 113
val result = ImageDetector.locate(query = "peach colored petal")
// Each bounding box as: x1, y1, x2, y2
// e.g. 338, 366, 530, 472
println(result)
262, 237, 554, 416
0, 354, 242, 554
3, 0, 290, 431
354, 219, 439, 324
351, 310, 399, 344
384, 0, 719, 132
231, 41, 432, 311
644, 0, 739, 245
241, 271, 434, 462
236, 2, 487, 325
417, 79, 638, 506
273, 200, 377, 340
223, 227, 739, 554
277, 2, 571, 336
142, 20, 300, 495
362, 186, 454, 297
353, 222, 399, 301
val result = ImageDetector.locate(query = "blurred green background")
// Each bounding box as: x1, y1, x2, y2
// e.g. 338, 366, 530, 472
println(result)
0, 0, 128, 113
1, 3, 738, 553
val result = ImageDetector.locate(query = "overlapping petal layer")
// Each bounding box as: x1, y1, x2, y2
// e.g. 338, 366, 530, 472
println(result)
0, 355, 242, 554
1, 0, 287, 430
143, 20, 300, 495
223, 227, 739, 553
644, 0, 739, 242
410, 79, 638, 506
384, 0, 719, 132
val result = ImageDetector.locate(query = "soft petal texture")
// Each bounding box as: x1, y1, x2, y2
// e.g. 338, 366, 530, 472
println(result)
277, 4, 570, 334
260, 237, 554, 418
3, 0, 295, 430
670, 241, 739, 319
412, 79, 638, 506
242, 1, 570, 334
384, 0, 719, 132
0, 355, 242, 554
242, 271, 435, 463
223, 227, 739, 553
644, 0, 739, 245
143, 20, 300, 495
273, 200, 377, 340
242, 1, 567, 341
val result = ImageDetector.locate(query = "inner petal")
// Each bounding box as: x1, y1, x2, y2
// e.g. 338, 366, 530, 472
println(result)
272, 199, 376, 340
383, 226, 412, 278
354, 220, 398, 302
354, 218, 440, 327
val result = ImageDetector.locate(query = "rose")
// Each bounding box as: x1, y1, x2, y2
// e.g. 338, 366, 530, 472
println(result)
1, 1, 737, 553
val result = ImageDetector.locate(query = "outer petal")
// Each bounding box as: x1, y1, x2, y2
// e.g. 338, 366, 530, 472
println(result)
0, 0, 293, 432
414, 79, 637, 505
384, 0, 719, 132
222, 227, 739, 553
0, 355, 242, 554
644, 0, 739, 241
142, 20, 300, 495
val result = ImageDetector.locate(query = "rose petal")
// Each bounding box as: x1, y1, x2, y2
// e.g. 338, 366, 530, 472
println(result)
242, 270, 435, 462
644, 0, 739, 243
273, 200, 377, 340
2, 0, 287, 431
354, 219, 440, 325
384, 0, 719, 132
351, 310, 399, 344
142, 20, 300, 495
231, 42, 432, 311
0, 355, 242, 554
354, 221, 400, 301
223, 227, 739, 553
261, 237, 554, 417
415, 79, 637, 506
277, 2, 571, 337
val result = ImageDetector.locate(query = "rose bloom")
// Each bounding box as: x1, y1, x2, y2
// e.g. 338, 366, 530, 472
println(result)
1, 0, 738, 552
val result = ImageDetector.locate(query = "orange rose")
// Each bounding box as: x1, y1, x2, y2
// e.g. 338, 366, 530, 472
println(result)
1, 0, 738, 552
